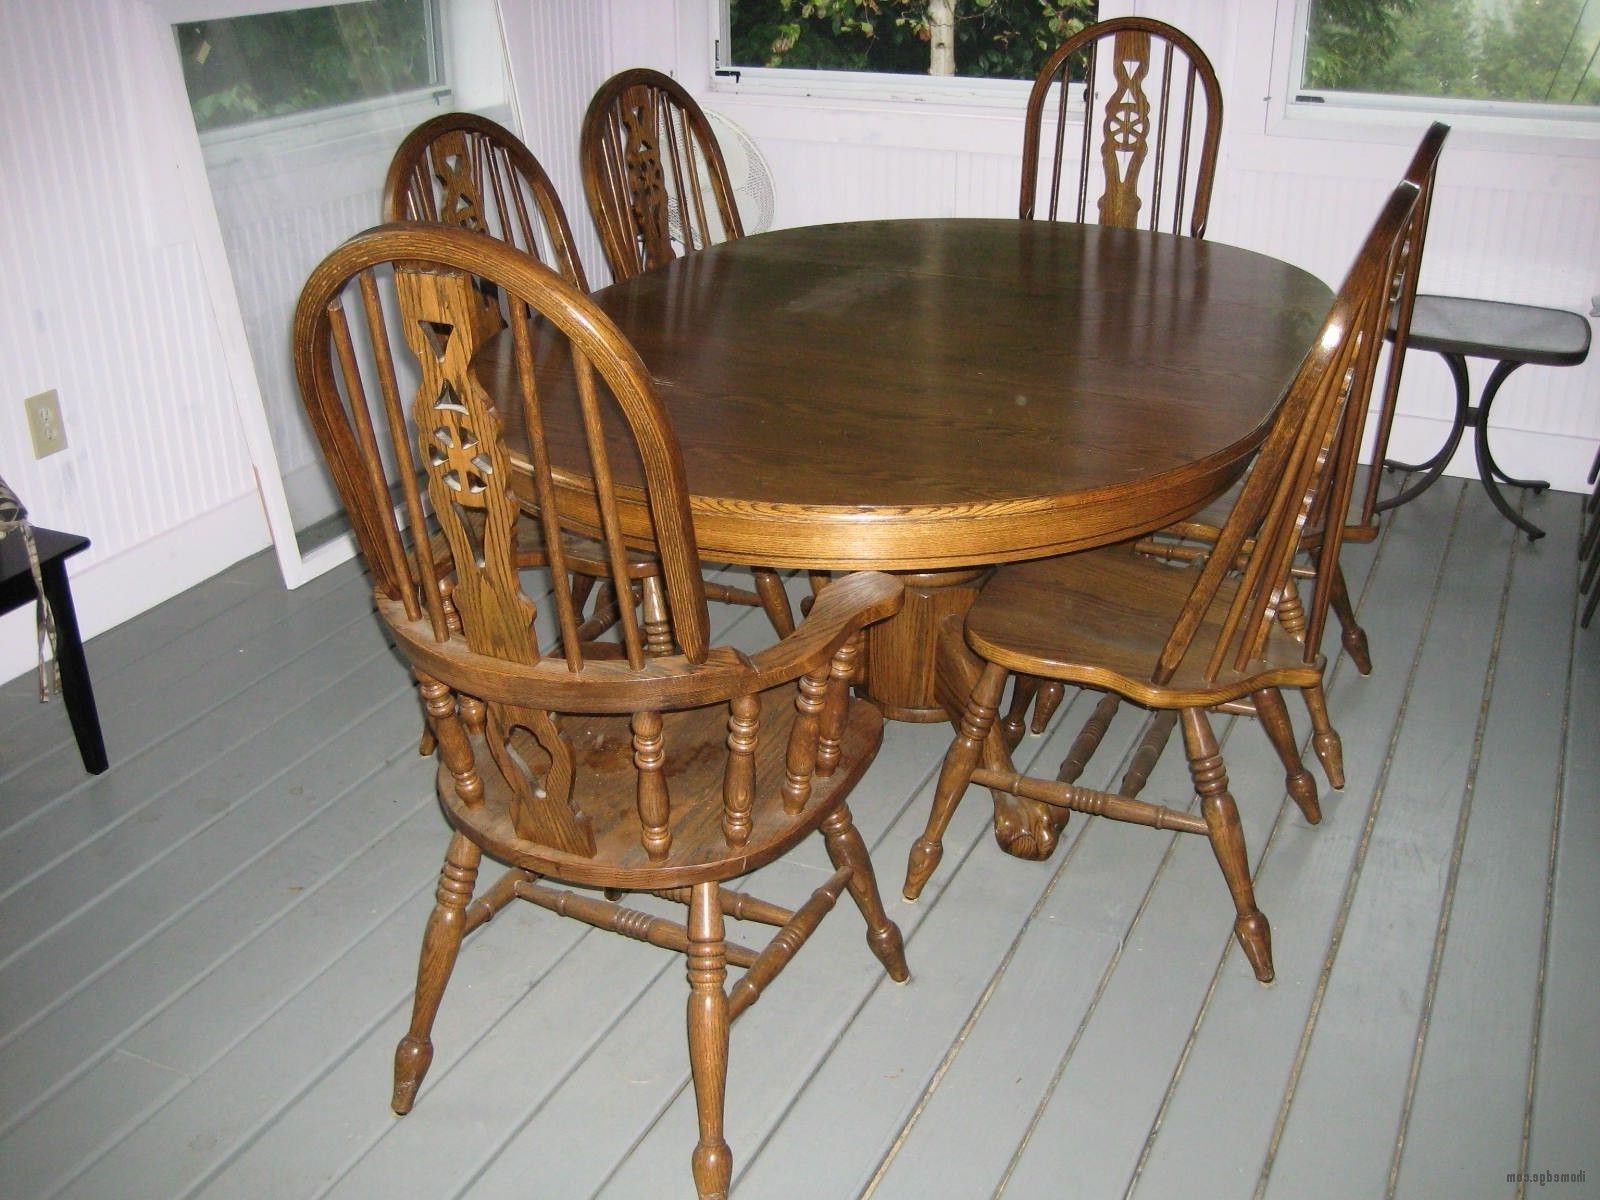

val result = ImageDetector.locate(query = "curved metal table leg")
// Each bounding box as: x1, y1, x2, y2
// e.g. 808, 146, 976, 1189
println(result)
1375, 351, 1471, 513
1472, 358, 1547, 540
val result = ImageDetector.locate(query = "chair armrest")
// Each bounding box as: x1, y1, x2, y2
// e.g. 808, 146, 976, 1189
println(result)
378, 571, 902, 711
742, 571, 904, 689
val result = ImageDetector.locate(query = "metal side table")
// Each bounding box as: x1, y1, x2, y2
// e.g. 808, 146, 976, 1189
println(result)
1377, 294, 1592, 540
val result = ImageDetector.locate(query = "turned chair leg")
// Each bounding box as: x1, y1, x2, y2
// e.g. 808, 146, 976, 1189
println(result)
686, 882, 733, 1200
393, 831, 481, 1114
999, 673, 1037, 749
906, 661, 1008, 900
751, 567, 797, 638
1253, 687, 1321, 824
999, 677, 1066, 748
1330, 564, 1372, 675
641, 576, 674, 657
821, 804, 910, 982
1181, 709, 1274, 984
1301, 682, 1345, 790
1030, 681, 1066, 735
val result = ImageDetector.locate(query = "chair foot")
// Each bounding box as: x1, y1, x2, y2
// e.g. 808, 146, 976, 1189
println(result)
1235, 911, 1276, 984
903, 837, 942, 901
1341, 624, 1373, 676
1029, 681, 1065, 735
391, 1035, 433, 1115
1302, 685, 1345, 790
1254, 688, 1321, 825
1286, 769, 1322, 825
1330, 565, 1372, 675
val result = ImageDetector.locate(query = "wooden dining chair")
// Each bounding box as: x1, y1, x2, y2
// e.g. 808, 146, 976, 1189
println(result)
1008, 16, 1224, 734
385, 112, 796, 647
1009, 126, 1445, 817
1010, 122, 1451, 749
906, 180, 1423, 985
1020, 16, 1222, 238
579, 71, 798, 635
581, 68, 743, 283
1134, 123, 1452, 679
1354, 120, 1449, 538
293, 224, 907, 1200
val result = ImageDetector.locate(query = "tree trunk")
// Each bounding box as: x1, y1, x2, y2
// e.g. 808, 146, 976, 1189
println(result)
928, 0, 956, 76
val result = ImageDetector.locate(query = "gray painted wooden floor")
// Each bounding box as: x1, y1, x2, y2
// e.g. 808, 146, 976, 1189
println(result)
2, 474, 1595, 1200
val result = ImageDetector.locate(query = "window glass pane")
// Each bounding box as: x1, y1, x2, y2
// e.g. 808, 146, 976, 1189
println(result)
1301, 0, 1600, 108
173, 0, 514, 561
727, 0, 1098, 80
177, 0, 440, 132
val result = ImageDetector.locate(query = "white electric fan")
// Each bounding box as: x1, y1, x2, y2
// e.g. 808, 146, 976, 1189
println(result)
667, 109, 776, 243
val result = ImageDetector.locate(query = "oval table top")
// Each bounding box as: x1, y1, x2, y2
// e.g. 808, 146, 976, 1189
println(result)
492, 217, 1332, 572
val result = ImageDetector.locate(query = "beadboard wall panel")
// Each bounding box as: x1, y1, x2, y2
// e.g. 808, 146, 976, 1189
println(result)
0, 0, 266, 685
502, 0, 612, 284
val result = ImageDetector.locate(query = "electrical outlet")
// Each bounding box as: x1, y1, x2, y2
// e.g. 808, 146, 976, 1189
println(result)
25, 389, 68, 458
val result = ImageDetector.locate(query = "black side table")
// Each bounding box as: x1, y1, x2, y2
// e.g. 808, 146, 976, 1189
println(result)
1377, 294, 1592, 540
0, 526, 108, 773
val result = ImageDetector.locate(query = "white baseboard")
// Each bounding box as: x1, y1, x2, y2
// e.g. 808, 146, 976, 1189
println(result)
1, 492, 271, 687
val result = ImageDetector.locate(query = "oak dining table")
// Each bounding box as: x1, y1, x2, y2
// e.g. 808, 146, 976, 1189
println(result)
486, 217, 1330, 845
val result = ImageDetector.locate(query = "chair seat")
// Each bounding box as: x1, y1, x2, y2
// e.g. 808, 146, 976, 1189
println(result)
439, 686, 885, 890
966, 543, 1323, 709
552, 529, 658, 580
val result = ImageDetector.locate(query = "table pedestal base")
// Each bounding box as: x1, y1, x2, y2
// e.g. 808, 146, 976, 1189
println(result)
862, 568, 991, 722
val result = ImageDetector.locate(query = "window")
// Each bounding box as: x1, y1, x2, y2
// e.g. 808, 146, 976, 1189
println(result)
1291, 0, 1599, 119
719, 0, 1097, 89
167, 0, 516, 580
175, 0, 443, 133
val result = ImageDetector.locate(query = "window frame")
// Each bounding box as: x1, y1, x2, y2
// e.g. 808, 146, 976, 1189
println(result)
1271, 0, 1600, 144
707, 1, 1094, 111
180, 0, 451, 163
